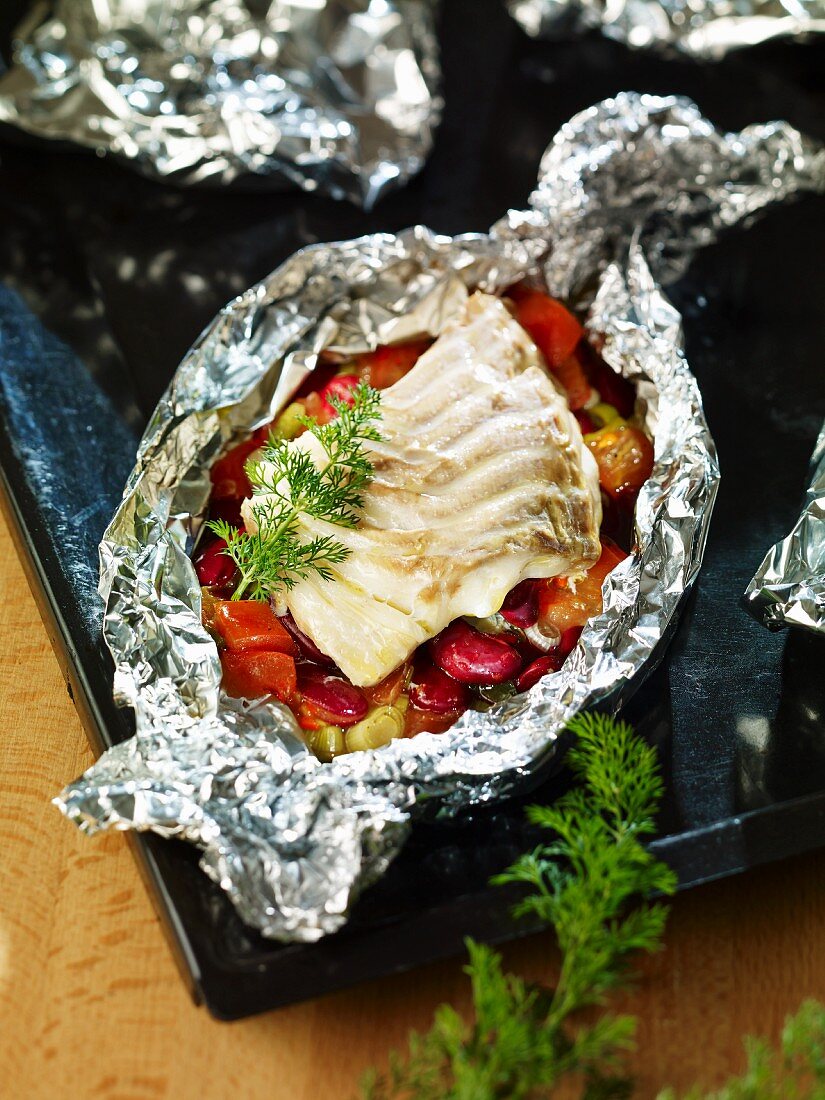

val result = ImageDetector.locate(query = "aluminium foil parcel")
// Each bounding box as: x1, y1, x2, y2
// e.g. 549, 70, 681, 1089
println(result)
508, 0, 825, 57
0, 0, 441, 207
57, 94, 825, 942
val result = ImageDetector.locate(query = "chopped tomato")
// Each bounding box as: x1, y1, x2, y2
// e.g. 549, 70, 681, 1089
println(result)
210, 599, 296, 655
511, 287, 584, 370
357, 340, 431, 390
220, 650, 297, 704
318, 374, 360, 419
551, 353, 592, 411
210, 439, 260, 500
363, 662, 410, 706
538, 541, 627, 636
587, 424, 654, 501
403, 705, 456, 738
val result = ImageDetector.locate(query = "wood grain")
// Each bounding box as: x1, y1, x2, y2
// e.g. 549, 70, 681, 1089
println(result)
1, 508, 824, 1100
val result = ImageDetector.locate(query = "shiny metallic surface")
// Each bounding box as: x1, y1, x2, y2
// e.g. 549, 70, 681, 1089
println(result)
745, 420, 825, 635
56, 94, 823, 942
0, 0, 441, 208
508, 0, 825, 57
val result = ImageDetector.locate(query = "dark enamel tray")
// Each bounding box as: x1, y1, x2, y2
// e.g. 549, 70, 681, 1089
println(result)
1, 0, 824, 1020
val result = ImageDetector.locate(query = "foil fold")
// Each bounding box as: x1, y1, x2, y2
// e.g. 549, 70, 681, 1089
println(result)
507, 0, 825, 57
57, 94, 824, 942
744, 420, 825, 634
0, 0, 441, 207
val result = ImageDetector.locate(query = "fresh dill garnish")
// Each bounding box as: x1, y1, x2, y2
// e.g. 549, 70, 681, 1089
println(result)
662, 999, 825, 1100
208, 382, 382, 601
361, 713, 677, 1100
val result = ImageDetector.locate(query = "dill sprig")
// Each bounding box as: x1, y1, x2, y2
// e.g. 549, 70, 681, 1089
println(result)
209, 382, 382, 601
662, 999, 825, 1100
361, 713, 677, 1100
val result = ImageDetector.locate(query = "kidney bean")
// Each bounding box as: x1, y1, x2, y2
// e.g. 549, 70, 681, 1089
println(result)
558, 626, 583, 658
409, 663, 470, 715
279, 612, 335, 666
515, 653, 564, 693
430, 620, 523, 685
500, 580, 540, 629
298, 669, 368, 727
194, 538, 237, 590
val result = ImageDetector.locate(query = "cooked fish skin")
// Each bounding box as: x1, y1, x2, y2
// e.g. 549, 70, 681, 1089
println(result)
242, 291, 602, 687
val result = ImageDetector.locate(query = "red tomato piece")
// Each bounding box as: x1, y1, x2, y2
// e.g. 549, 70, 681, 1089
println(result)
318, 374, 359, 419
512, 287, 584, 370
211, 600, 297, 655
537, 541, 627, 636
210, 439, 260, 500
357, 340, 431, 390
587, 424, 654, 502
220, 650, 297, 704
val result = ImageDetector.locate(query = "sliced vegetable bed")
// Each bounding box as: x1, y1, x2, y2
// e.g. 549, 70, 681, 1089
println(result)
194, 286, 653, 760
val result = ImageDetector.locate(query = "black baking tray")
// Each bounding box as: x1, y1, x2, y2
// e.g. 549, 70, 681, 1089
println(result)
1, 0, 824, 1021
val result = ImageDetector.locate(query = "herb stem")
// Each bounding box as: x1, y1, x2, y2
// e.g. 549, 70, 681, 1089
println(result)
207, 383, 382, 603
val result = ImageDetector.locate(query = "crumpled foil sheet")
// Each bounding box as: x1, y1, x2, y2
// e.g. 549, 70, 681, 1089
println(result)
508, 0, 825, 57
0, 0, 441, 207
745, 420, 825, 634
56, 94, 824, 942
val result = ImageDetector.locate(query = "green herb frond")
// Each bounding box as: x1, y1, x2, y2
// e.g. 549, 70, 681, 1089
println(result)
362, 712, 676, 1100
206, 383, 381, 600
658, 999, 825, 1100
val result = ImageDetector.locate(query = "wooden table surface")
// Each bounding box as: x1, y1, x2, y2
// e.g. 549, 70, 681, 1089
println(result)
1, 509, 824, 1100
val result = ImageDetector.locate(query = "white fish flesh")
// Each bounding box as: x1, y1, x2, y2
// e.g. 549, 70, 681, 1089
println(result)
242, 291, 602, 686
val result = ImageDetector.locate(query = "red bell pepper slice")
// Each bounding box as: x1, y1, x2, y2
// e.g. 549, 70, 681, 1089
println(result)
210, 438, 260, 501
550, 354, 592, 411
512, 287, 584, 370
220, 650, 297, 704
210, 599, 296, 655
357, 340, 431, 391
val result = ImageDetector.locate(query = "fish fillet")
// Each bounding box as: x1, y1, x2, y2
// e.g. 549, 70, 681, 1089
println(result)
242, 292, 602, 686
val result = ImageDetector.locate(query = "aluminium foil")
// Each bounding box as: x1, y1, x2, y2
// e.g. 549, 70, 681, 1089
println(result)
0, 0, 441, 208
507, 0, 825, 58
56, 94, 824, 941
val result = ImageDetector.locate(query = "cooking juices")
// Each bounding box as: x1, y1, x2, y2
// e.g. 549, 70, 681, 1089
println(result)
195, 286, 654, 760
